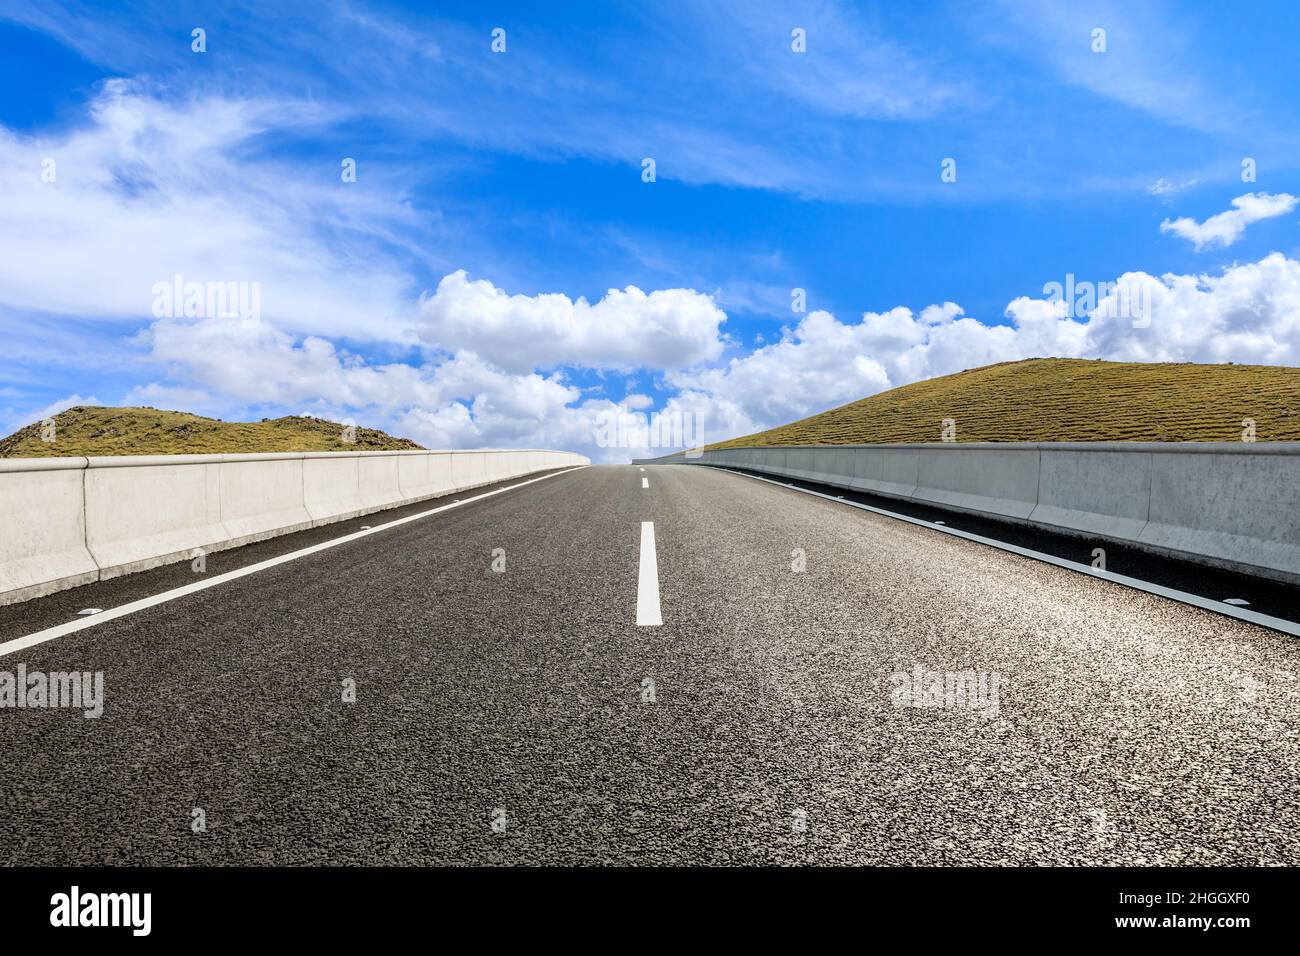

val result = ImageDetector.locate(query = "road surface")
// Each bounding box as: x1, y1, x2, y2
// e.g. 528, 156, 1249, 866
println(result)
1, 464, 1297, 865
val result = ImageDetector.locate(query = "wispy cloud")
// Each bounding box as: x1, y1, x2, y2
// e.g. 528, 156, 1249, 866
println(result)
1148, 176, 1201, 198
2, 392, 100, 436
10, 0, 1263, 203
1160, 192, 1297, 250
986, 0, 1239, 134
0, 80, 421, 340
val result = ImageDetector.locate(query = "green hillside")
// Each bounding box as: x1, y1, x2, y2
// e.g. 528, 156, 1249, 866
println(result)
710, 358, 1300, 448
0, 406, 424, 458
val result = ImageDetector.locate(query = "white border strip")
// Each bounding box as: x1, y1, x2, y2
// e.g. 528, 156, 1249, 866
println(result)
0, 466, 586, 658
715, 466, 1300, 639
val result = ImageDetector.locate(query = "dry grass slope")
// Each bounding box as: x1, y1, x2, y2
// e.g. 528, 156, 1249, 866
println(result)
0, 406, 424, 458
710, 358, 1300, 449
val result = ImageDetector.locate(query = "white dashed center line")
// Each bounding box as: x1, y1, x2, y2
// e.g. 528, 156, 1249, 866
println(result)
641, 477, 649, 489
637, 521, 662, 626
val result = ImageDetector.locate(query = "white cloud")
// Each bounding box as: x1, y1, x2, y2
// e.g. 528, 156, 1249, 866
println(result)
667, 254, 1300, 442
416, 271, 727, 374
0, 80, 417, 341
136, 311, 655, 460
14, 79, 1300, 460
665, 302, 1077, 442
696, 2, 961, 122
142, 315, 443, 410
393, 390, 626, 457
1159, 192, 1297, 250
131, 253, 1300, 457
3, 393, 101, 436
1147, 177, 1200, 198
0, 81, 734, 459
987, 0, 1238, 134
1075, 254, 1300, 364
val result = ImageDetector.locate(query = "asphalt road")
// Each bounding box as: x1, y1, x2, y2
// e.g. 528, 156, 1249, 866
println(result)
1, 464, 1298, 865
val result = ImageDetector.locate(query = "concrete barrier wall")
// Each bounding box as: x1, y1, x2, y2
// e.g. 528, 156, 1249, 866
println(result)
357, 454, 402, 512
451, 451, 486, 489
1140, 448, 1300, 580
0, 448, 587, 605
303, 454, 364, 523
220, 456, 312, 545
849, 446, 918, 499
396, 452, 455, 503
86, 456, 227, 578
639, 442, 1300, 584
914, 447, 1040, 520
1030, 449, 1151, 540
0, 458, 99, 604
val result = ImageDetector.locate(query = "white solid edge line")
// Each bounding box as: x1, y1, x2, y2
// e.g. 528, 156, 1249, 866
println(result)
0, 466, 588, 659
641, 477, 649, 489
715, 466, 1300, 639
637, 521, 663, 626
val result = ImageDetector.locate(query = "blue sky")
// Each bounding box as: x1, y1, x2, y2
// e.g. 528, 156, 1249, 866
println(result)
2, 0, 1300, 459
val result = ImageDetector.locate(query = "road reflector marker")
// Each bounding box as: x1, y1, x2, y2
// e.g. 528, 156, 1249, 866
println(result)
76, 609, 103, 616
637, 521, 663, 626
1224, 598, 1250, 606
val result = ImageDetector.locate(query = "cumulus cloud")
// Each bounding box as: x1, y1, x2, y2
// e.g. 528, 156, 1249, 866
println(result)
143, 315, 441, 409
393, 389, 627, 456
131, 252, 1300, 457
664, 302, 1077, 441
667, 254, 1300, 443
416, 270, 727, 374
137, 311, 654, 459
1075, 254, 1300, 364
0, 82, 734, 458
1159, 192, 1297, 250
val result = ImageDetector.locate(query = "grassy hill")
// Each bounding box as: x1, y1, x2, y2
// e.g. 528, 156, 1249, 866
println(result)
709, 358, 1300, 448
0, 406, 424, 458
